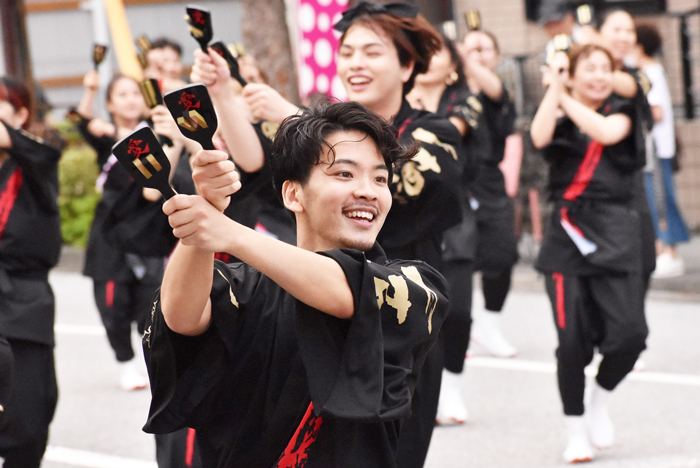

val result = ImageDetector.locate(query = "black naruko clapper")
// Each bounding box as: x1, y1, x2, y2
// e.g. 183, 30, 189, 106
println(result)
140, 79, 164, 109
112, 127, 176, 200
163, 83, 218, 150
140, 79, 174, 147
93, 44, 108, 70
210, 41, 248, 87
186, 5, 213, 53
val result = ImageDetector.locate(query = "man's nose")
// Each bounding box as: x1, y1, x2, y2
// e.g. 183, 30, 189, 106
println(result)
354, 176, 378, 199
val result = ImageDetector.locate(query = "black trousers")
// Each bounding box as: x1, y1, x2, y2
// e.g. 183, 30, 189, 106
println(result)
544, 272, 648, 416
441, 260, 474, 374
93, 279, 159, 362
155, 428, 203, 468
481, 266, 513, 312
0, 339, 57, 468
475, 197, 517, 313
394, 342, 443, 468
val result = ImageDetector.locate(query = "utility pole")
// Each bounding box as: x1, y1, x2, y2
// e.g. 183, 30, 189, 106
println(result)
0, 0, 33, 84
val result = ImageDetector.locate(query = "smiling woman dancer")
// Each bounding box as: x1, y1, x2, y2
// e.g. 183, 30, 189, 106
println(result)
531, 45, 648, 464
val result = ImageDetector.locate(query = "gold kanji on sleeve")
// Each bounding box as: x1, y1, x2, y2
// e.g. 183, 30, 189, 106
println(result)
374, 267, 439, 333
401, 266, 439, 334
375, 276, 411, 324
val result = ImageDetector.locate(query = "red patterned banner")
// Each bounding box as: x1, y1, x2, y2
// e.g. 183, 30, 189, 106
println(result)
297, 0, 348, 101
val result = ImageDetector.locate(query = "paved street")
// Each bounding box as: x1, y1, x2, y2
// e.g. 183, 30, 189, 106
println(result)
34, 248, 700, 468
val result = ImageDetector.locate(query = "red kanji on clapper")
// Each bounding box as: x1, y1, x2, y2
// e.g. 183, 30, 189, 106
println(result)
127, 139, 149, 159
191, 10, 205, 25
179, 92, 201, 111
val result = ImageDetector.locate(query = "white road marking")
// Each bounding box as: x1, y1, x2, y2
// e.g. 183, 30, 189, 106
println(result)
44, 446, 157, 468
467, 356, 700, 387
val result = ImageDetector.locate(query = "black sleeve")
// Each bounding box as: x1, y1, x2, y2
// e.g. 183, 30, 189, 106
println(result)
439, 87, 481, 182
604, 95, 641, 170
481, 85, 516, 143
4, 123, 61, 213
142, 261, 264, 433
294, 248, 450, 422
75, 119, 116, 167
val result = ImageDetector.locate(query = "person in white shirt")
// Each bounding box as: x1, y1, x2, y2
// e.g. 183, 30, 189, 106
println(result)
633, 24, 690, 278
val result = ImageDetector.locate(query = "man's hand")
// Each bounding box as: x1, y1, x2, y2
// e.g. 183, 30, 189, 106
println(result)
242, 83, 299, 124
191, 49, 232, 99
164, 195, 236, 253
191, 149, 241, 212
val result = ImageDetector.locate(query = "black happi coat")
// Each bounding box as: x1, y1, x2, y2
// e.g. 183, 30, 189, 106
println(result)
436, 85, 481, 262
536, 94, 642, 276
468, 84, 516, 205
143, 244, 449, 468
78, 121, 163, 283
0, 124, 62, 346
460, 85, 518, 272
380, 100, 463, 267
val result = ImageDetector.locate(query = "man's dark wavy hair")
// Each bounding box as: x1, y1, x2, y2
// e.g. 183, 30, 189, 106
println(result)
270, 100, 419, 200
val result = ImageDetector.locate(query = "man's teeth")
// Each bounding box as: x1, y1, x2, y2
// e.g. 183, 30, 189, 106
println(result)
346, 211, 374, 221
349, 77, 370, 85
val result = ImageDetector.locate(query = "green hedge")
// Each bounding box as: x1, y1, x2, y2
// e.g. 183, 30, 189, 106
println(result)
56, 118, 101, 247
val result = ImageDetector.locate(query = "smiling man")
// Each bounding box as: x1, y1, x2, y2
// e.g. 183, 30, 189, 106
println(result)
141, 102, 450, 468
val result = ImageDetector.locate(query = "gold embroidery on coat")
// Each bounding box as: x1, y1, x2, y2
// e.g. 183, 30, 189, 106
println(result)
401, 161, 425, 197
411, 128, 457, 160
467, 95, 483, 114
413, 147, 441, 173
261, 121, 280, 141
375, 276, 412, 324
401, 266, 439, 334
143, 326, 152, 348
216, 269, 239, 308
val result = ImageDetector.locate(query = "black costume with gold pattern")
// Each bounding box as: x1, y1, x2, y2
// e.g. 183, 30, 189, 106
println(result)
143, 243, 449, 467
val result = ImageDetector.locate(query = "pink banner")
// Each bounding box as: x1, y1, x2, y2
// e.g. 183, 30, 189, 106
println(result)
297, 0, 348, 101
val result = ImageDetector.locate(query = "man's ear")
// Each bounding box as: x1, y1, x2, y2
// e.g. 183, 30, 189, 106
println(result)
400, 59, 415, 85
281, 180, 304, 213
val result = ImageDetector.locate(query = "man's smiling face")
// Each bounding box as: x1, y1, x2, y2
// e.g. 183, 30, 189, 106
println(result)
291, 129, 393, 252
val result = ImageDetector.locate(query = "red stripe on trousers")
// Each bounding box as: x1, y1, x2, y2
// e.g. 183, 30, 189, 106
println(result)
185, 428, 196, 466
275, 402, 323, 468
552, 272, 566, 329
562, 141, 604, 202
0, 168, 23, 241
105, 280, 115, 308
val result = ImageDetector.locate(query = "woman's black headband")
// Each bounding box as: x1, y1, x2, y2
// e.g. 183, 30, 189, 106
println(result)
334, 1, 420, 33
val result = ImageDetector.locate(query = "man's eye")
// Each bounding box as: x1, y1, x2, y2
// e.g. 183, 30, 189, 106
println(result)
337, 171, 352, 178
375, 176, 388, 184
